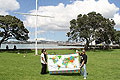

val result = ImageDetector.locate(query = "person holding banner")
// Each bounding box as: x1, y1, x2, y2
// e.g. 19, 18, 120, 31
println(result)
79, 49, 87, 79
41, 49, 47, 74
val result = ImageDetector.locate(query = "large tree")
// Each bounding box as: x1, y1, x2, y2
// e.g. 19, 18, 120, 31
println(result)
67, 12, 116, 50
0, 15, 29, 46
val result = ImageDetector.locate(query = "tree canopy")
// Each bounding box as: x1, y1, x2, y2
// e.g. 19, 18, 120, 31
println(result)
114, 31, 120, 45
0, 15, 29, 45
67, 12, 117, 50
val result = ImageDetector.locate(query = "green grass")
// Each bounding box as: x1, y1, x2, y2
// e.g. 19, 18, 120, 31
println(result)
0, 49, 120, 80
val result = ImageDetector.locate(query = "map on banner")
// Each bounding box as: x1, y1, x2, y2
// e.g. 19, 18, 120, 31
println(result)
48, 53, 80, 72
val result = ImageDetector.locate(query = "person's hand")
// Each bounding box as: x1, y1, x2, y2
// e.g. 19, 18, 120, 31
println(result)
45, 52, 48, 55
79, 66, 81, 69
78, 52, 81, 55
46, 62, 47, 64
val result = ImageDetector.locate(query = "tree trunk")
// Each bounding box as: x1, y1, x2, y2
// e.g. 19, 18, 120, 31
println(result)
84, 37, 89, 50
0, 38, 6, 48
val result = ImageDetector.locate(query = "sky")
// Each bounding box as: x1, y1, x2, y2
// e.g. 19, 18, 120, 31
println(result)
0, 0, 120, 41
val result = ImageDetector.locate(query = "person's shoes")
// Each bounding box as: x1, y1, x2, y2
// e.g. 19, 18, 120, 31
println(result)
79, 73, 81, 76
84, 77, 87, 79
41, 73, 44, 74
79, 72, 81, 76
40, 72, 45, 74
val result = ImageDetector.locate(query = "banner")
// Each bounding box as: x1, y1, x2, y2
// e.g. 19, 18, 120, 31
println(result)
48, 53, 80, 74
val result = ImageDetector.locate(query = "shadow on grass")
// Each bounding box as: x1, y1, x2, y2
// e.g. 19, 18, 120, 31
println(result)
0, 49, 34, 54
88, 49, 114, 52
50, 73, 80, 76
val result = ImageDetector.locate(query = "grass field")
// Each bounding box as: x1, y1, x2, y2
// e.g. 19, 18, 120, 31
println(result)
0, 49, 120, 80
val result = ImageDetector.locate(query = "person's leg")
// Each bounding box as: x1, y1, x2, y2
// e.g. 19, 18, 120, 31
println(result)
44, 64, 47, 74
83, 64, 87, 79
80, 63, 83, 75
41, 63, 44, 74
43, 64, 46, 74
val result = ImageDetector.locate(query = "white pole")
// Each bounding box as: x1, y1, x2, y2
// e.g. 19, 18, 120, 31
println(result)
35, 0, 38, 55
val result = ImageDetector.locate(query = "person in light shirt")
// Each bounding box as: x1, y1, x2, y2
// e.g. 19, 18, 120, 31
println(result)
41, 49, 47, 74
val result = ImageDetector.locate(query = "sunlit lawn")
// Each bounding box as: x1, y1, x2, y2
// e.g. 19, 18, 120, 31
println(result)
0, 49, 120, 80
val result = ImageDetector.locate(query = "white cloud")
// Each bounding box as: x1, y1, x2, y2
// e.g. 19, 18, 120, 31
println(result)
37, 38, 55, 41
37, 38, 46, 41
0, 0, 20, 15
113, 13, 120, 29
0, 10, 9, 15
28, 30, 46, 37
37, 30, 46, 34
24, 0, 120, 31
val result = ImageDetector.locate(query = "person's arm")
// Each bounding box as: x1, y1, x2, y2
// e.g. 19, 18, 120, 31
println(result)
78, 52, 81, 55
42, 57, 47, 64
80, 60, 85, 68
45, 52, 48, 55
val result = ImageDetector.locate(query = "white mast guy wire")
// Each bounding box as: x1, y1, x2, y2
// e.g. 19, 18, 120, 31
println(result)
14, 12, 54, 18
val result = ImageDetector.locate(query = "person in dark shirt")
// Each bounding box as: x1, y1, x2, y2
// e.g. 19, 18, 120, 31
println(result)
79, 49, 87, 79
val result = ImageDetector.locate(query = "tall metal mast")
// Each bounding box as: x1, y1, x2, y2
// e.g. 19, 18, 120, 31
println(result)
35, 0, 38, 55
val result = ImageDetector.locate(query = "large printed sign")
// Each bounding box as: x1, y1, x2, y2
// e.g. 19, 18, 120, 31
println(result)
48, 53, 80, 74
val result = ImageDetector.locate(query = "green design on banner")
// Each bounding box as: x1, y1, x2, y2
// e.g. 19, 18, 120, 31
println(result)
58, 56, 61, 59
